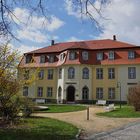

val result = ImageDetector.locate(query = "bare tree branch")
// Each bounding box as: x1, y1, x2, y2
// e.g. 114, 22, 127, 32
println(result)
0, 0, 110, 40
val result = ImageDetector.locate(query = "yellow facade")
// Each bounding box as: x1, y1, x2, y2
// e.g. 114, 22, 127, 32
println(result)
18, 67, 57, 101
19, 63, 140, 103
92, 65, 119, 101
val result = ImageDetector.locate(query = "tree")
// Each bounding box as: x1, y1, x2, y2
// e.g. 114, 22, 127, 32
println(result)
0, 0, 109, 39
0, 43, 35, 124
128, 84, 140, 111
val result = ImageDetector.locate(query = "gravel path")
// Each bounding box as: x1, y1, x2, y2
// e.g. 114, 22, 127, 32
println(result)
33, 106, 140, 138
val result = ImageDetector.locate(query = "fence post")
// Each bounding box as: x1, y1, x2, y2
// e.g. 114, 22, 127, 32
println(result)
87, 106, 89, 120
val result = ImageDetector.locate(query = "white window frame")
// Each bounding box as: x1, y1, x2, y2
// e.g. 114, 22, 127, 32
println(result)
38, 70, 44, 80
69, 51, 76, 60
82, 51, 89, 61
108, 88, 115, 99
40, 55, 46, 63
48, 55, 54, 63
47, 87, 53, 97
128, 51, 135, 59
83, 67, 89, 79
48, 69, 53, 79
108, 68, 115, 79
60, 53, 65, 61
68, 67, 75, 79
108, 51, 115, 60
96, 68, 103, 79
97, 52, 103, 60
128, 67, 136, 79
96, 88, 103, 99
38, 87, 43, 97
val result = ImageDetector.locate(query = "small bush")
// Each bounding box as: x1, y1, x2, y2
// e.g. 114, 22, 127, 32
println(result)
128, 85, 140, 111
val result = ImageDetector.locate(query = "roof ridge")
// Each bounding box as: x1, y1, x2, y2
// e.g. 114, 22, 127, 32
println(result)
25, 39, 137, 54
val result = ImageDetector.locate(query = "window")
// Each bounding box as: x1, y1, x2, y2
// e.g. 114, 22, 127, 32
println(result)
96, 88, 103, 99
40, 55, 46, 63
128, 51, 135, 59
96, 52, 103, 60
48, 69, 53, 79
48, 55, 54, 63
82, 87, 89, 100
59, 68, 62, 79
38, 70, 44, 80
108, 51, 115, 60
82, 67, 89, 79
25, 55, 32, 63
60, 53, 65, 61
128, 67, 136, 79
69, 51, 76, 60
108, 68, 115, 79
96, 68, 103, 79
24, 70, 29, 80
47, 87, 53, 97
108, 88, 115, 99
37, 87, 43, 97
68, 67, 75, 79
23, 86, 28, 96
82, 51, 89, 61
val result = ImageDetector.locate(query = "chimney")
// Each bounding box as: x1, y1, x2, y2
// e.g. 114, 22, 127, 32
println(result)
51, 40, 55, 45
113, 35, 116, 41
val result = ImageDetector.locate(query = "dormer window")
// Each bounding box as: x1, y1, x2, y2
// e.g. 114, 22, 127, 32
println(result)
60, 53, 65, 61
108, 51, 115, 60
40, 55, 46, 63
69, 51, 76, 60
48, 55, 54, 63
25, 55, 32, 63
128, 51, 135, 59
82, 51, 89, 61
97, 52, 103, 60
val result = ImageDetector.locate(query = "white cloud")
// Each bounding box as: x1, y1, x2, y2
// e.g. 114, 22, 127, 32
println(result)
11, 8, 64, 43
64, 0, 81, 18
67, 36, 81, 42
47, 16, 65, 31
17, 45, 39, 54
13, 8, 64, 31
64, 0, 100, 20
96, 0, 140, 45
7, 44, 38, 54
64, 0, 140, 45
17, 29, 47, 43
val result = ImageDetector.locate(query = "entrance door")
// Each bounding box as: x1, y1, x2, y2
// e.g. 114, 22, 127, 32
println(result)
67, 86, 75, 102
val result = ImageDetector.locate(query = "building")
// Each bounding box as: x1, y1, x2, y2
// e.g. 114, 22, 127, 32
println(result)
18, 36, 140, 104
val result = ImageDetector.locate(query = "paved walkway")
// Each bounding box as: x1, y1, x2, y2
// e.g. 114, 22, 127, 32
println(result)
89, 122, 140, 140
33, 106, 140, 138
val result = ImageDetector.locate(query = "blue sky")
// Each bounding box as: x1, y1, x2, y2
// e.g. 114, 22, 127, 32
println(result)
10, 0, 140, 54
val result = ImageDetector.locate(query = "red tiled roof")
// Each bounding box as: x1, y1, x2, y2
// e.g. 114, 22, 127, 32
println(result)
26, 39, 137, 54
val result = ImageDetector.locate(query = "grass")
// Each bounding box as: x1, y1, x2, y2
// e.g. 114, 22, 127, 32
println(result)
35, 104, 87, 113
0, 117, 78, 140
96, 105, 140, 118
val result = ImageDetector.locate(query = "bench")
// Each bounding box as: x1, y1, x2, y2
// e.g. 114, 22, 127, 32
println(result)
35, 99, 45, 104
96, 100, 106, 106
104, 104, 116, 112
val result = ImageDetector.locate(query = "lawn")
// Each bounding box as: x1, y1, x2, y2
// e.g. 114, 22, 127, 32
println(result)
35, 104, 87, 113
96, 105, 140, 118
0, 117, 78, 140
